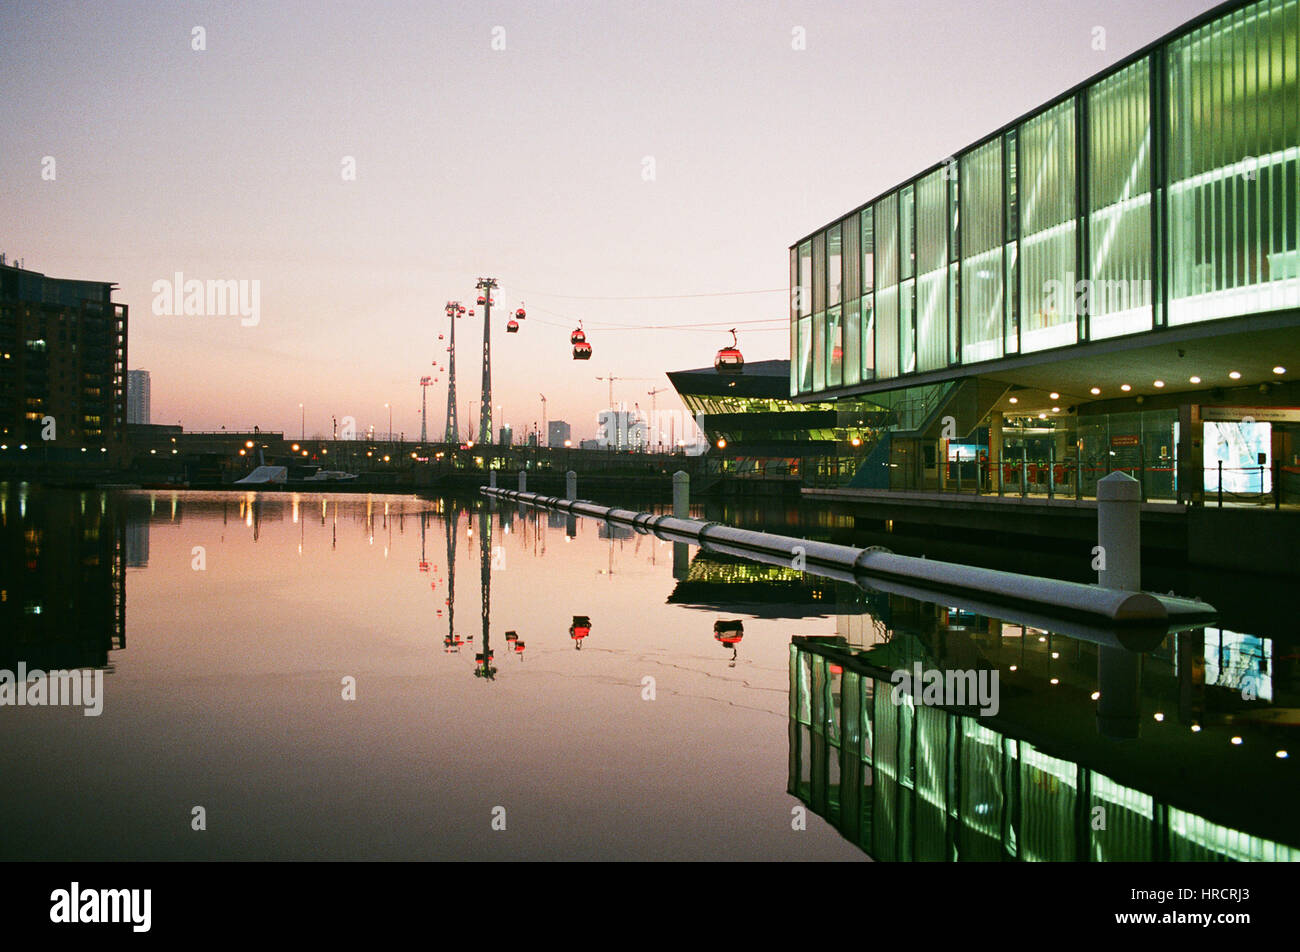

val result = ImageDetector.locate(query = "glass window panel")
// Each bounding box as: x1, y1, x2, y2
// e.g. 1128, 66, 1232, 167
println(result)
1090, 58, 1153, 339
901, 185, 915, 280
875, 193, 900, 378
961, 140, 1005, 363
798, 241, 813, 318
790, 247, 799, 396
813, 310, 826, 390
813, 232, 826, 315
827, 305, 843, 386
844, 297, 861, 386
798, 315, 813, 392
900, 279, 916, 373
876, 288, 899, 379
862, 295, 876, 380
843, 213, 861, 303
828, 224, 843, 307
916, 169, 949, 371
1168, 0, 1300, 325
862, 207, 875, 292
1019, 99, 1078, 352
1005, 130, 1020, 353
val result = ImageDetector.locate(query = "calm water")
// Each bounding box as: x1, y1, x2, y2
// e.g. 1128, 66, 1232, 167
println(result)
0, 487, 1295, 861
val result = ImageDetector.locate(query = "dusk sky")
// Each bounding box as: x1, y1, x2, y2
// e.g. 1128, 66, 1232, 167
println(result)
1, 0, 1219, 441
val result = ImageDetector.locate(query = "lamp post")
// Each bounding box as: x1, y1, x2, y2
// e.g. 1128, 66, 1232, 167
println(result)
299, 403, 305, 441
385, 402, 392, 452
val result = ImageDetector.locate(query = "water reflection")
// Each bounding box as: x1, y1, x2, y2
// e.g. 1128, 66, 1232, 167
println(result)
788, 606, 1299, 861
0, 488, 124, 671
2, 484, 1293, 861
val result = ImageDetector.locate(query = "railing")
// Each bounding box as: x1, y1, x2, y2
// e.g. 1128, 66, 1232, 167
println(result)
924, 457, 1287, 508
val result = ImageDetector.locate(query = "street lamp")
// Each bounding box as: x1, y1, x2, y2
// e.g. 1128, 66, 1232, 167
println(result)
299, 403, 304, 440
384, 402, 392, 448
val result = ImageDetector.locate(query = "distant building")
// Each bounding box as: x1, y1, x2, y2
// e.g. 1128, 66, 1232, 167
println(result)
547, 420, 571, 447
578, 439, 601, 451
0, 258, 127, 454
596, 409, 646, 451
127, 370, 151, 425
498, 424, 512, 446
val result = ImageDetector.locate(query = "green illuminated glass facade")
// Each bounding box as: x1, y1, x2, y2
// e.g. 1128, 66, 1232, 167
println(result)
790, 0, 1300, 398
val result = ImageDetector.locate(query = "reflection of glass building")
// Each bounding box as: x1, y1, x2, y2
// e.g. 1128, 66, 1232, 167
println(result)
789, 0, 1300, 499
788, 602, 1300, 861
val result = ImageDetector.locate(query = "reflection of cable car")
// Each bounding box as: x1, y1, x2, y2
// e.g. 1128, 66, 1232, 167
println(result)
506, 631, 518, 643
513, 640, 525, 657
569, 615, 592, 650
444, 633, 464, 652
714, 619, 744, 665
507, 319, 519, 333
418, 561, 429, 572
714, 329, 744, 374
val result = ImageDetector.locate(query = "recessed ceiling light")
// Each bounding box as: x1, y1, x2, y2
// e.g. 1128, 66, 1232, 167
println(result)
1273, 366, 1286, 375
1038, 412, 1047, 420
1052, 406, 1060, 413
1089, 387, 1101, 395
1049, 392, 1060, 400
1191, 725, 1202, 732
1229, 371, 1241, 379
1231, 736, 1243, 745
1120, 384, 1131, 392
1278, 750, 1290, 759
1009, 397, 1018, 404
1153, 380, 1165, 388
1189, 375, 1201, 384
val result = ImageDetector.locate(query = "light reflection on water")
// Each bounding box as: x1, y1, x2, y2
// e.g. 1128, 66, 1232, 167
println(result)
0, 489, 861, 861
0, 487, 1294, 861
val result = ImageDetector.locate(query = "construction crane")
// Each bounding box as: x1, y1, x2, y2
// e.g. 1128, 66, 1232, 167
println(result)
594, 375, 653, 410
646, 386, 669, 452
539, 393, 547, 447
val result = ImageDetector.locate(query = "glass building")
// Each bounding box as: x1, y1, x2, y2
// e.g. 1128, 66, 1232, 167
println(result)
789, 0, 1300, 499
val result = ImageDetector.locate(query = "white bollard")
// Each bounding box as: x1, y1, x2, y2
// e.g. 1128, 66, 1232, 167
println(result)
488, 470, 497, 489
1097, 471, 1140, 591
566, 470, 577, 500
518, 470, 527, 493
673, 470, 689, 519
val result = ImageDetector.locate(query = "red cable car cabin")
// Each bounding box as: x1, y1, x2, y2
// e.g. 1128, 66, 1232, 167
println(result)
516, 304, 526, 319
715, 329, 744, 374
572, 341, 592, 360
476, 295, 485, 306
507, 319, 519, 333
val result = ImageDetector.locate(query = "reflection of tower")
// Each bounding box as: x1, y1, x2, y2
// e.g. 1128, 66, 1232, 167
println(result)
443, 504, 463, 652
443, 301, 462, 443
475, 508, 496, 679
